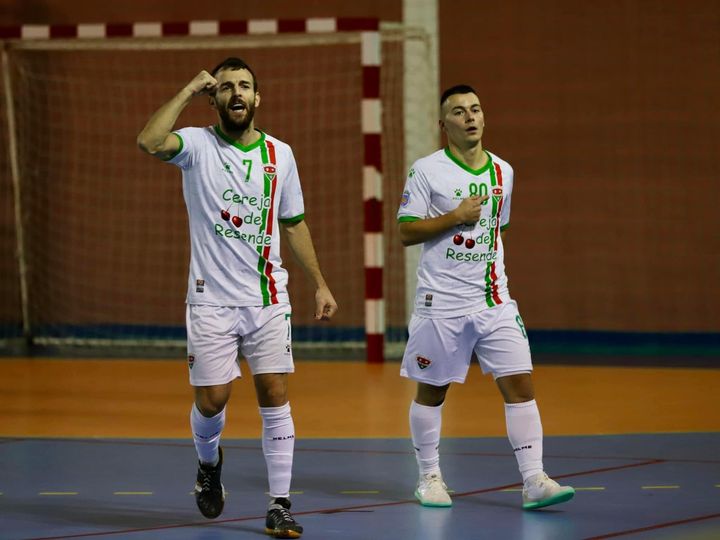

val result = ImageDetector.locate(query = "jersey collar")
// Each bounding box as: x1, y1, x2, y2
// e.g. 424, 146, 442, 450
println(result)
213, 125, 266, 153
444, 147, 492, 176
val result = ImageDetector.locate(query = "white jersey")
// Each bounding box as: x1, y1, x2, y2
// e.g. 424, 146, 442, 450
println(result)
397, 148, 513, 318
167, 126, 305, 307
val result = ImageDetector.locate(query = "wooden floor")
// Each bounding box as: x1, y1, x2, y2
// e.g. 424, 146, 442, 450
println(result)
2, 358, 719, 438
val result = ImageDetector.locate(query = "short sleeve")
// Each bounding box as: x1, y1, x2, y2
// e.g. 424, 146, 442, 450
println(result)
397, 164, 431, 222
165, 127, 199, 170
500, 166, 513, 231
278, 149, 305, 224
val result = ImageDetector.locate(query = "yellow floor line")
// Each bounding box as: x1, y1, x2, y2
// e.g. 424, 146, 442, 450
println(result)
575, 487, 605, 491
641, 485, 679, 490
500, 488, 523, 492
39, 492, 78, 496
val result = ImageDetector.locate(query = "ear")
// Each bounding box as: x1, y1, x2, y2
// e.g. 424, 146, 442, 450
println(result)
438, 118, 446, 133
254, 91, 261, 108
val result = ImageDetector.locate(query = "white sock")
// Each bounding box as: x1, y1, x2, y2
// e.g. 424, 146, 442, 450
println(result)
259, 402, 295, 499
505, 399, 544, 482
190, 404, 225, 466
410, 400, 443, 476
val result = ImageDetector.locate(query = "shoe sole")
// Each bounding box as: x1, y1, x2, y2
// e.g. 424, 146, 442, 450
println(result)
265, 527, 302, 538
414, 488, 452, 507
522, 488, 575, 510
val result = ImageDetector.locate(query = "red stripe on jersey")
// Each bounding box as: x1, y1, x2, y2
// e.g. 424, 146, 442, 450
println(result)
493, 162, 504, 250
262, 140, 279, 303
267, 139, 277, 165
490, 263, 502, 305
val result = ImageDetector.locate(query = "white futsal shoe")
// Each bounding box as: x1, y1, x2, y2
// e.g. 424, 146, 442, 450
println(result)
415, 472, 452, 507
522, 472, 575, 510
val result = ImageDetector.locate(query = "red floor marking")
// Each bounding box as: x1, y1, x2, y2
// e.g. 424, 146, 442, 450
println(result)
26, 459, 664, 540
583, 512, 720, 539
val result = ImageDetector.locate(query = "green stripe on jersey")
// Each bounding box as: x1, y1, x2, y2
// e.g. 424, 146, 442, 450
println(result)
398, 216, 421, 223
162, 133, 184, 161
257, 141, 272, 305
279, 213, 305, 224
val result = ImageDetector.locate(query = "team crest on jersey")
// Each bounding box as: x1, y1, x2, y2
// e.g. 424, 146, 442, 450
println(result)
188, 355, 195, 369
416, 356, 432, 370
263, 165, 277, 183
453, 188, 463, 200
492, 187, 503, 196
401, 190, 411, 207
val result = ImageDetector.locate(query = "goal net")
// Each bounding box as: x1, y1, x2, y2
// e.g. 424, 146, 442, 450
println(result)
0, 24, 433, 358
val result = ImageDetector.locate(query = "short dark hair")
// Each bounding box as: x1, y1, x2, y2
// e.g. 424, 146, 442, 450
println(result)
210, 57, 259, 91
440, 84, 477, 107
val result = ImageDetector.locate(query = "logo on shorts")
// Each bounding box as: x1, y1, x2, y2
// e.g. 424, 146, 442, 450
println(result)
285, 343, 291, 354
424, 294, 433, 307
188, 355, 195, 369
416, 356, 432, 370
196, 279, 205, 293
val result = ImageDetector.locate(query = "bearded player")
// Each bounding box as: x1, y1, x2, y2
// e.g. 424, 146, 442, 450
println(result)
138, 57, 337, 538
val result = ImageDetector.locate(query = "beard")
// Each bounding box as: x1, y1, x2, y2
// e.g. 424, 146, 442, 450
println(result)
218, 99, 256, 133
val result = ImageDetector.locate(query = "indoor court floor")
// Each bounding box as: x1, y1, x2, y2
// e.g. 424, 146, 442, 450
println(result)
1, 359, 719, 540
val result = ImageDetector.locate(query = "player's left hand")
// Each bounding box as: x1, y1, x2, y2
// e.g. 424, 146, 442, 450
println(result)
315, 286, 338, 321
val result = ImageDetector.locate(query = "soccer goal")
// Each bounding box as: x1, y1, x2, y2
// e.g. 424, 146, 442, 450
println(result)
0, 18, 436, 361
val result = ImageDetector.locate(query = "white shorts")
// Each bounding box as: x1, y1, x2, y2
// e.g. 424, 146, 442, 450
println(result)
186, 303, 294, 386
400, 300, 532, 386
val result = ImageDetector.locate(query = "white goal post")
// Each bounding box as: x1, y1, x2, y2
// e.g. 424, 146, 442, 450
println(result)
0, 17, 436, 360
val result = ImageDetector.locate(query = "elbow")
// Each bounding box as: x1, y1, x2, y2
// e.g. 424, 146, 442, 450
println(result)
136, 133, 160, 155
398, 231, 416, 247
136, 135, 151, 154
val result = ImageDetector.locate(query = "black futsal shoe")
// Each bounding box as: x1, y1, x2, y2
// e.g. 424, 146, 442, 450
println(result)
194, 447, 225, 519
265, 497, 303, 538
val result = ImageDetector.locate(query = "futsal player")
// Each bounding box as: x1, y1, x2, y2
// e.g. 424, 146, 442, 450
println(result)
138, 57, 337, 538
396, 84, 575, 510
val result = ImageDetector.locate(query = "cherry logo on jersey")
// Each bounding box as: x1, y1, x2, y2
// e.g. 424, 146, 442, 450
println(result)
416, 356, 432, 370
492, 187, 503, 195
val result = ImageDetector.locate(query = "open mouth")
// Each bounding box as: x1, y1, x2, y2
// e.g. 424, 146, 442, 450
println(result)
229, 102, 247, 112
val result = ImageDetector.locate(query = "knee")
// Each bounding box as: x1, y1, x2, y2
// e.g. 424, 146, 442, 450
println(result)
256, 375, 288, 408
504, 390, 535, 404
497, 374, 535, 404
415, 383, 449, 407
195, 400, 225, 417
194, 387, 230, 417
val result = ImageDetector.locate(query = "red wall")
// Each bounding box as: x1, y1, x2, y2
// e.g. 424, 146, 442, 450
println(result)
1, 0, 718, 333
